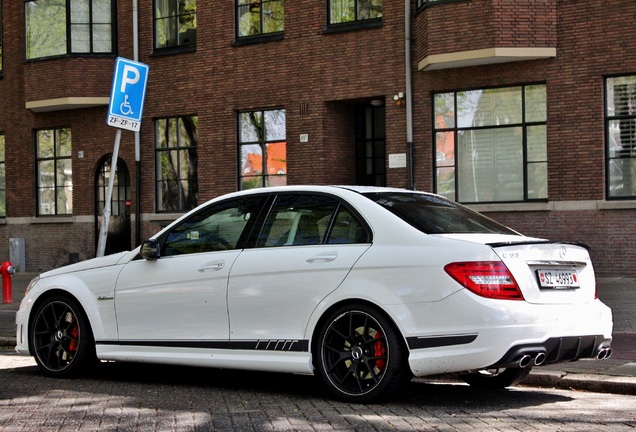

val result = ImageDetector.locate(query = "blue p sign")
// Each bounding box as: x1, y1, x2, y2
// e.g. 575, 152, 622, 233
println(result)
107, 57, 149, 132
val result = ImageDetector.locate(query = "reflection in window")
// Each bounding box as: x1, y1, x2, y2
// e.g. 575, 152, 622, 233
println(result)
0, 2, 3, 73
0, 135, 5, 217
433, 84, 547, 203
36, 128, 73, 215
606, 76, 636, 199
25, 0, 114, 60
236, 0, 284, 38
239, 109, 286, 189
329, 0, 382, 25
257, 194, 369, 247
162, 197, 262, 256
155, 116, 198, 212
154, 0, 196, 49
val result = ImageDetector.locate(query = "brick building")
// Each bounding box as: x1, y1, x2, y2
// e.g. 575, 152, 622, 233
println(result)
0, 0, 634, 276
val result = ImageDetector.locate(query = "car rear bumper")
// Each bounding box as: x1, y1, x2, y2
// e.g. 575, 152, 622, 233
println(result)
393, 291, 613, 377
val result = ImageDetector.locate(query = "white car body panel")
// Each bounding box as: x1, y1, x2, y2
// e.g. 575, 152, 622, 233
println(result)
227, 244, 370, 341
115, 249, 241, 341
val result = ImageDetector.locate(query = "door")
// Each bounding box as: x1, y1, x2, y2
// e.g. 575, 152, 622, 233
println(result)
114, 195, 265, 342
227, 193, 372, 345
355, 104, 386, 186
95, 156, 131, 255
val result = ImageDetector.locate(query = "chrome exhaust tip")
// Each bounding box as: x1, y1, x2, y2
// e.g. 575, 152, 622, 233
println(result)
518, 354, 532, 368
596, 347, 613, 360
534, 352, 547, 366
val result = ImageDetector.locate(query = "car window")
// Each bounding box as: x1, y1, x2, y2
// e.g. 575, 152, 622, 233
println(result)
257, 194, 369, 247
363, 192, 518, 235
326, 206, 370, 244
162, 197, 262, 256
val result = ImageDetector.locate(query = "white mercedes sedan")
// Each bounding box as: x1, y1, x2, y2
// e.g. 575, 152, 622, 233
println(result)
15, 186, 613, 403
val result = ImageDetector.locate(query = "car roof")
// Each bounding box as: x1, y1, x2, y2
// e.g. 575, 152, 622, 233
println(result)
217, 185, 436, 198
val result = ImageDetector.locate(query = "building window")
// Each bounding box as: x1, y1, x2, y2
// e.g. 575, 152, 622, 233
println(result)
329, 0, 382, 25
0, 2, 3, 74
606, 75, 636, 199
36, 128, 72, 215
0, 134, 5, 217
155, 116, 198, 212
25, 0, 114, 60
239, 109, 286, 190
236, 0, 284, 38
154, 0, 196, 50
433, 84, 547, 203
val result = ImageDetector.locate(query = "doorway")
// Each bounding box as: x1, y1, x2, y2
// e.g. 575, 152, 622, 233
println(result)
355, 104, 386, 186
95, 156, 131, 256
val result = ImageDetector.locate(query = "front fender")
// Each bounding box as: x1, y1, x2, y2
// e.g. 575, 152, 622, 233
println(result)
18, 266, 123, 344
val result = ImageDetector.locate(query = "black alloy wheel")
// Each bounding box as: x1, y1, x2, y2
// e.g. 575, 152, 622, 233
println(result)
30, 296, 96, 377
316, 304, 410, 403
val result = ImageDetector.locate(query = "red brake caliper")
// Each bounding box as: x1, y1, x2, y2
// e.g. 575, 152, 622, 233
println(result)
373, 331, 386, 371
68, 323, 79, 353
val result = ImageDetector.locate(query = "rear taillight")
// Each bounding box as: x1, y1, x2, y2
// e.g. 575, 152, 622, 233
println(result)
444, 261, 524, 300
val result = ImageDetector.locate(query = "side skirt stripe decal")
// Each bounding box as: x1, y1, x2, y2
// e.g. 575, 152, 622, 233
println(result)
96, 339, 310, 352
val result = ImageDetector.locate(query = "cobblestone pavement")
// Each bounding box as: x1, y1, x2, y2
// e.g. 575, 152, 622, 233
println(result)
0, 352, 634, 432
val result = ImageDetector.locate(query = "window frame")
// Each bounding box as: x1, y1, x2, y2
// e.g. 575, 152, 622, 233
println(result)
416, 0, 467, 11
432, 83, 548, 204
155, 115, 199, 213
605, 74, 636, 200
152, 0, 196, 54
35, 127, 73, 216
159, 195, 266, 256
0, 1, 3, 75
24, 0, 116, 61
238, 108, 287, 190
255, 193, 370, 248
234, 0, 284, 45
325, 0, 382, 33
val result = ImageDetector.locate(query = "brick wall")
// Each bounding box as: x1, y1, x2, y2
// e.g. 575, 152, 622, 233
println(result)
0, 1, 635, 276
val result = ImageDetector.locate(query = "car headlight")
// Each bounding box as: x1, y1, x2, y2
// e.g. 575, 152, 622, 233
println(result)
24, 276, 40, 296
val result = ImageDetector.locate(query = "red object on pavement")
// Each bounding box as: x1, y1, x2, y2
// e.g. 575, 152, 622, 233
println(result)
1, 261, 15, 304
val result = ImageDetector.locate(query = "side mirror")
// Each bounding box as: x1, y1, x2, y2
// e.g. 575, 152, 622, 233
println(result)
140, 239, 161, 260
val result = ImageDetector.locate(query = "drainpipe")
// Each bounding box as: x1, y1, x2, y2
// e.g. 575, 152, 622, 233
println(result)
133, 0, 142, 246
405, 0, 415, 190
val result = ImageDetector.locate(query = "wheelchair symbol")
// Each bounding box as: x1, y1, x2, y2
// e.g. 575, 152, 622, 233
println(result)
120, 95, 134, 115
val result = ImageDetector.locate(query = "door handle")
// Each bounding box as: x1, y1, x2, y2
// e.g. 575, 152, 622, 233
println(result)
306, 252, 338, 263
198, 260, 225, 272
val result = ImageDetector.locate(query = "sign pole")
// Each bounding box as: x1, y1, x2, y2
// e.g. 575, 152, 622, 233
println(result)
102, 57, 149, 257
97, 128, 122, 257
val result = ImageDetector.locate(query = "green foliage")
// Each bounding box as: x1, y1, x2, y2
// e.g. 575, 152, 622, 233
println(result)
238, 0, 284, 37
25, 0, 67, 59
330, 0, 382, 24
156, 117, 198, 211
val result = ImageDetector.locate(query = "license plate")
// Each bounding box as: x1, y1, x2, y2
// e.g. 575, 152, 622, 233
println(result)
536, 269, 580, 290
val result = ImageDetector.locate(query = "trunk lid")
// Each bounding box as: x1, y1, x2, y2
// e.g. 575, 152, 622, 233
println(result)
491, 240, 595, 304
433, 234, 596, 304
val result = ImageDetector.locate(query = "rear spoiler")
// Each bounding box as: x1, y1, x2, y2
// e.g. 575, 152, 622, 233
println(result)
487, 240, 591, 251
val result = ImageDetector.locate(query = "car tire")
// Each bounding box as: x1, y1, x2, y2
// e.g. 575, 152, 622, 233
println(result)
30, 295, 97, 378
315, 304, 411, 403
459, 366, 532, 389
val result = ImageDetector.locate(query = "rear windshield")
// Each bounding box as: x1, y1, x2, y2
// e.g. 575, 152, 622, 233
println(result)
362, 192, 518, 235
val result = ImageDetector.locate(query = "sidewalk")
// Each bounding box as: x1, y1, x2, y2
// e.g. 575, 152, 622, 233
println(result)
1, 272, 634, 395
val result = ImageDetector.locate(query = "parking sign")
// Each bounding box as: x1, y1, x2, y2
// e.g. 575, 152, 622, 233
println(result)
107, 57, 149, 132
